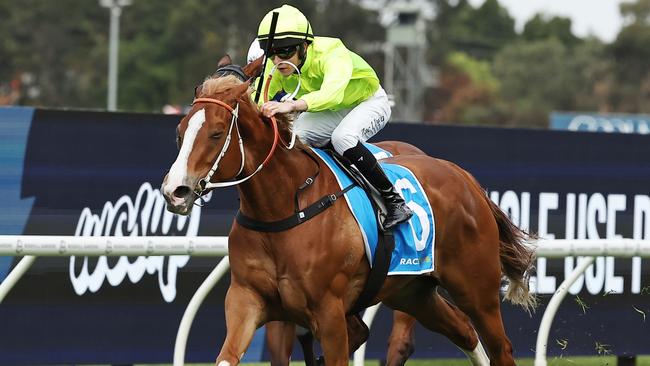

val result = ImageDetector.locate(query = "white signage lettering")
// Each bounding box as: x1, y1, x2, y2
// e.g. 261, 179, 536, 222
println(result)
71, 182, 211, 302
567, 115, 650, 134
491, 190, 648, 295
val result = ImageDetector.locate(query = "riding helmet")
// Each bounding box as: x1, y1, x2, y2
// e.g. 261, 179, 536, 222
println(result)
257, 4, 314, 51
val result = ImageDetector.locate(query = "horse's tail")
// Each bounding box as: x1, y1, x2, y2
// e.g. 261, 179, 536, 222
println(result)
485, 196, 537, 312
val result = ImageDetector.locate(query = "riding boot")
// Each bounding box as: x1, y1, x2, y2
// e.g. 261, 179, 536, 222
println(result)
343, 142, 413, 230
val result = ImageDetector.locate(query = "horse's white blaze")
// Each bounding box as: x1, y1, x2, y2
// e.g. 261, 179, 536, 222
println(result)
166, 108, 206, 190
461, 340, 490, 366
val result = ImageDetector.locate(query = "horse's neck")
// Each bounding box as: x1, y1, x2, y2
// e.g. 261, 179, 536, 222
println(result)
237, 146, 317, 221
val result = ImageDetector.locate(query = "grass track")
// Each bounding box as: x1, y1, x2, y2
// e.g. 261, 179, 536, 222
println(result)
369, 357, 650, 366
166, 355, 650, 366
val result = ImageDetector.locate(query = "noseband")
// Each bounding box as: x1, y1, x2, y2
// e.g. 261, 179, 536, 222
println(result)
191, 97, 279, 192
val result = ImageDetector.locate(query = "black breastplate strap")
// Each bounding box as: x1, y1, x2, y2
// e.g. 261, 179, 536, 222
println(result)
235, 184, 354, 233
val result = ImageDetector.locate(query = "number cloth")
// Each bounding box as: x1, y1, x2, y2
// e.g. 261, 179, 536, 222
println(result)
312, 144, 436, 275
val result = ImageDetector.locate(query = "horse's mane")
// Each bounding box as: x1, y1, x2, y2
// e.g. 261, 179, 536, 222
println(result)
201, 75, 246, 96
200, 75, 297, 138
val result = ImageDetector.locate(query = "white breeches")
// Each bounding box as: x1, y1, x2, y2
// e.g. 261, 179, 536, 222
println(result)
293, 87, 391, 154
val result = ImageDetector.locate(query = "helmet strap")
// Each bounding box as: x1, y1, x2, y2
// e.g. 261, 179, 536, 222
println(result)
297, 43, 307, 69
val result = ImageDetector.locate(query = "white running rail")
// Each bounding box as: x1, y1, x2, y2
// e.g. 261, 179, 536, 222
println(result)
2, 236, 650, 365
0, 235, 228, 257
531, 239, 650, 366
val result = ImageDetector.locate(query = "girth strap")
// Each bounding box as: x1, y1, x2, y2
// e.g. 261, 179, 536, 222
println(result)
349, 231, 395, 315
235, 185, 355, 232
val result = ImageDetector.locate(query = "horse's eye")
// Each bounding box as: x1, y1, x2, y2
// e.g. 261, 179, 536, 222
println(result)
211, 132, 223, 140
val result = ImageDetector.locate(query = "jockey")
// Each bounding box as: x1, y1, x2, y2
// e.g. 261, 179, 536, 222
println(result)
257, 4, 412, 230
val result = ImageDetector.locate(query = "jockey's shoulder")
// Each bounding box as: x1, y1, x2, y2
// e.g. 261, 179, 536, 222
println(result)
312, 36, 347, 51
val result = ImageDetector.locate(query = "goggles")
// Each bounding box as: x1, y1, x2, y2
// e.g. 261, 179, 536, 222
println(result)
269, 45, 299, 60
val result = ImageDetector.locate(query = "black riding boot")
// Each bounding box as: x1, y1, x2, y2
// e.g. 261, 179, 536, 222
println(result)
343, 142, 413, 230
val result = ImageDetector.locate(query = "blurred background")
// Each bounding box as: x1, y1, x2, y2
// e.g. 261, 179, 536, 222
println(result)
2, 0, 649, 127
2, 1, 650, 364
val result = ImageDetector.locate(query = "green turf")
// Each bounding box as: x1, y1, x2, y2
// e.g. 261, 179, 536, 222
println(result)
137, 356, 650, 366
230, 355, 650, 365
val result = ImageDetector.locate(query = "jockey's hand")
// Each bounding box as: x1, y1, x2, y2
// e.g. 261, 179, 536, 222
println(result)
261, 101, 294, 117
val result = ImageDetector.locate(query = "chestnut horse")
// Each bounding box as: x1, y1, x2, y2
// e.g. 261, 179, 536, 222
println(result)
162, 57, 535, 366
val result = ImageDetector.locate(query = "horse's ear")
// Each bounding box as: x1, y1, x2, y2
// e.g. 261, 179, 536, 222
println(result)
194, 84, 203, 98
217, 55, 232, 68
242, 56, 264, 79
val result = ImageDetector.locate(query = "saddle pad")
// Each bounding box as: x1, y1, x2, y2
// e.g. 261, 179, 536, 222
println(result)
311, 144, 435, 275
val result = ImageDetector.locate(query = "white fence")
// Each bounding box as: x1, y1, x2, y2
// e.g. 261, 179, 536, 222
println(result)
1, 236, 649, 366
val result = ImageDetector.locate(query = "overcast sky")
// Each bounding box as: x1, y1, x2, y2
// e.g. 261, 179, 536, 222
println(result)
468, 0, 628, 42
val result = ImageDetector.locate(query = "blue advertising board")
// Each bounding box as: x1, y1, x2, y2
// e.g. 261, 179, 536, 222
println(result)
551, 111, 650, 134
1, 107, 649, 364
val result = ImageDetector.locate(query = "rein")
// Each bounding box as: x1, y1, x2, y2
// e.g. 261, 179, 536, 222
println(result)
191, 97, 279, 191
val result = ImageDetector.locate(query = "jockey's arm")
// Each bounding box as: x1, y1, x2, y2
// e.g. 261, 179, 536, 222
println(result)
260, 99, 307, 117
291, 99, 308, 112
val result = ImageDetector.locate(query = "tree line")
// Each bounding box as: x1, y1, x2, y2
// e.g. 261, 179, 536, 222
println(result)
1, 0, 649, 128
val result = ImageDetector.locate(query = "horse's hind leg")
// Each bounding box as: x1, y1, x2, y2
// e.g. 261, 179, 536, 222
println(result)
346, 313, 370, 353
385, 310, 416, 366
384, 281, 488, 366
441, 245, 516, 366
296, 326, 319, 366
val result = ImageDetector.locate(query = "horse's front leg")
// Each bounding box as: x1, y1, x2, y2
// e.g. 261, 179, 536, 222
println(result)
215, 285, 266, 366
313, 297, 349, 366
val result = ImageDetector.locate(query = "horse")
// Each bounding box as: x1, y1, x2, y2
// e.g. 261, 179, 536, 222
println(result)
161, 56, 535, 366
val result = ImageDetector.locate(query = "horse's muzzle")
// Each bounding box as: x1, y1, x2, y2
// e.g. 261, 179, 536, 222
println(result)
161, 175, 197, 216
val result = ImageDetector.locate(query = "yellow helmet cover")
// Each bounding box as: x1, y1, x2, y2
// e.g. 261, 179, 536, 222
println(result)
257, 4, 314, 50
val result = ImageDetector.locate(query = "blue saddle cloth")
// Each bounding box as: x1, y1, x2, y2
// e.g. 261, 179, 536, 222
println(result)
311, 144, 435, 275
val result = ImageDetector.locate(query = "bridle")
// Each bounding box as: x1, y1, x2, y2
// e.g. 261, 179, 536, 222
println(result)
191, 97, 279, 193
190, 60, 301, 194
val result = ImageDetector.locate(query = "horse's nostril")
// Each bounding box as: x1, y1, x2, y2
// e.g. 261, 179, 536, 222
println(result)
173, 186, 192, 199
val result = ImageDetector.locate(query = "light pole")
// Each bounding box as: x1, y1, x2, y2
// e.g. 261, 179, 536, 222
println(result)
99, 0, 132, 111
